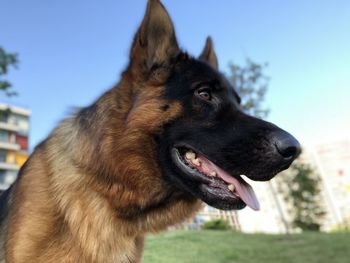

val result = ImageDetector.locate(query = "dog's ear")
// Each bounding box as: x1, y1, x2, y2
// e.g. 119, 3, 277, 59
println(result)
129, 0, 180, 73
199, 36, 219, 70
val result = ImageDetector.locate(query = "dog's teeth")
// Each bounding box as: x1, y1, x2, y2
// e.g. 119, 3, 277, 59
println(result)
210, 171, 217, 177
192, 158, 201, 166
228, 184, 235, 192
185, 151, 196, 160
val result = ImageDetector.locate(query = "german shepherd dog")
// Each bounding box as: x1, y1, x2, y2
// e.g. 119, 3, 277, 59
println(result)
0, 0, 300, 262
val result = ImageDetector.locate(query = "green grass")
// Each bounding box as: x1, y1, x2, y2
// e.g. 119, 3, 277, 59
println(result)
143, 230, 350, 263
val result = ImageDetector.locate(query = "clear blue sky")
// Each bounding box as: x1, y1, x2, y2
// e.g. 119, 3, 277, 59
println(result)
1, 0, 349, 150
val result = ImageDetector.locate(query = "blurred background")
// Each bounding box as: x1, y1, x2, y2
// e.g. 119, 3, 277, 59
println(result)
0, 0, 349, 262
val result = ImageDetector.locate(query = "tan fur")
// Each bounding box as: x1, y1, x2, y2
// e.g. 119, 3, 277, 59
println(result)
3, 1, 205, 262
4, 73, 202, 262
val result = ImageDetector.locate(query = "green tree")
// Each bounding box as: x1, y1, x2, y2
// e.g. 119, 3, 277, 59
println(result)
227, 58, 269, 118
278, 161, 326, 231
0, 46, 18, 97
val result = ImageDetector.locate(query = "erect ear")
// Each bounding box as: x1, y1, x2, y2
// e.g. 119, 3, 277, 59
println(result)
129, 0, 180, 72
199, 36, 219, 70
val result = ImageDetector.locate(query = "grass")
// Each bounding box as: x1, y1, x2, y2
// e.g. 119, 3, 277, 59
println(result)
143, 230, 350, 263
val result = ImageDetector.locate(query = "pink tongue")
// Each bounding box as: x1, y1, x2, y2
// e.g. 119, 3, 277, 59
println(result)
197, 154, 260, 211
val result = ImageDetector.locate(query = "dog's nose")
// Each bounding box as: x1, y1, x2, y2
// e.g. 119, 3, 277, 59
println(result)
272, 131, 301, 160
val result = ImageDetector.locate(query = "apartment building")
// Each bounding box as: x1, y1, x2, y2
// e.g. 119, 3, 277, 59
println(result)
308, 139, 350, 229
0, 103, 30, 190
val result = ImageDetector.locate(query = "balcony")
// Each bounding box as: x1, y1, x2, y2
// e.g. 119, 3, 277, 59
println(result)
0, 141, 21, 151
0, 122, 20, 132
0, 162, 19, 170
0, 103, 31, 117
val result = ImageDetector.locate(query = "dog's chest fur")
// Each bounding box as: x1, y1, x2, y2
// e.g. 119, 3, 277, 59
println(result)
0, 117, 201, 262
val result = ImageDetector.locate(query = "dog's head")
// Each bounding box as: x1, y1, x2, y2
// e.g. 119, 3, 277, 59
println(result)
123, 0, 300, 211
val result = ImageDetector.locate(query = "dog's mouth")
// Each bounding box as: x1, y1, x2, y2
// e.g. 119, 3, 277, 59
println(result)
171, 146, 260, 211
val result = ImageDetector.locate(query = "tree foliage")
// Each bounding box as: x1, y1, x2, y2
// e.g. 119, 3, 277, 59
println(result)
277, 161, 326, 231
227, 58, 269, 118
0, 46, 18, 97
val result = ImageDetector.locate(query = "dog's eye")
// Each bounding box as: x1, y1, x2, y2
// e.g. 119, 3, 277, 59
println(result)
195, 87, 212, 101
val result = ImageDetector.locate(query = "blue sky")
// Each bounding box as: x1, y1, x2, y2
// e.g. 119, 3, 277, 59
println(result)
1, 0, 349, 150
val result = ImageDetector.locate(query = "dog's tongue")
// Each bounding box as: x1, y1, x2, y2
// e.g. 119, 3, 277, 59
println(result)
198, 154, 260, 211
216, 167, 260, 211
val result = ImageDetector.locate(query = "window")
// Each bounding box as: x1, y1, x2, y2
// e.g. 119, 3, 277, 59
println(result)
0, 170, 6, 184
16, 134, 28, 150
0, 130, 9, 142
0, 111, 9, 123
0, 150, 7, 162
11, 114, 29, 135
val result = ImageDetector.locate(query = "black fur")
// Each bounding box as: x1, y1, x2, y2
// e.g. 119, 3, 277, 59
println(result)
157, 56, 300, 210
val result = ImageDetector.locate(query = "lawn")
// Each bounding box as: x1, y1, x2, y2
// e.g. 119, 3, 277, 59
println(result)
143, 230, 349, 263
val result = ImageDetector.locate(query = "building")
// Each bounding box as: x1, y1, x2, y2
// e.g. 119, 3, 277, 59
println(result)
0, 103, 31, 190
307, 139, 350, 230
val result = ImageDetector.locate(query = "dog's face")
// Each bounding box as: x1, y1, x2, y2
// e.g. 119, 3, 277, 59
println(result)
127, 0, 300, 211
158, 57, 300, 210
